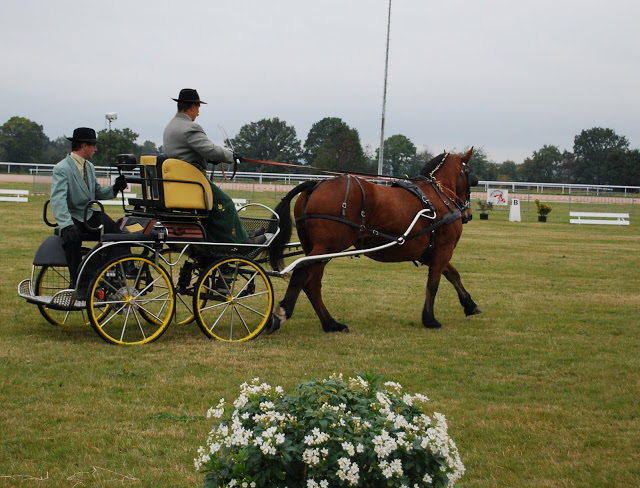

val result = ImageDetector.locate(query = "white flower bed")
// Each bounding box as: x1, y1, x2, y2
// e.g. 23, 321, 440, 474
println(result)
196, 373, 465, 487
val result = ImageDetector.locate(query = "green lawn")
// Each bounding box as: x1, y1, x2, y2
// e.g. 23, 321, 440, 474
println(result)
0, 189, 638, 487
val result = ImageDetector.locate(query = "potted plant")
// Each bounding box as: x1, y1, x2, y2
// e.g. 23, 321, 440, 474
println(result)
196, 373, 465, 488
534, 199, 552, 222
477, 199, 493, 220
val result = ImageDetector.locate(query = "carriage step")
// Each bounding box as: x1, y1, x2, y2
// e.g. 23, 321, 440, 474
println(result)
18, 280, 86, 310
51, 290, 87, 310
18, 279, 32, 298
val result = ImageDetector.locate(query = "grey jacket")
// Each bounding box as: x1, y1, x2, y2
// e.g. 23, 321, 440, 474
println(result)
50, 155, 116, 230
162, 113, 234, 170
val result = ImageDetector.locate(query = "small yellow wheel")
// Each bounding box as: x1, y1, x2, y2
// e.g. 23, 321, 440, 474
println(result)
35, 265, 75, 326
194, 257, 273, 342
87, 255, 174, 345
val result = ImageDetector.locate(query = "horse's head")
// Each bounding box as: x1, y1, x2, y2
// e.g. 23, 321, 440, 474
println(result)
420, 148, 478, 223
458, 148, 478, 223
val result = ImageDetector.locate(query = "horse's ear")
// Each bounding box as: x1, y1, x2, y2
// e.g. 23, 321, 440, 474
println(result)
462, 147, 474, 163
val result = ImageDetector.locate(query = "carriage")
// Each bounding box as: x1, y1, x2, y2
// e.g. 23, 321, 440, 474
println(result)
18, 154, 293, 345
18, 149, 480, 345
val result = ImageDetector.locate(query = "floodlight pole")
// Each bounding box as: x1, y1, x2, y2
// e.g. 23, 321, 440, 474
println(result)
105, 112, 117, 166
378, 0, 392, 176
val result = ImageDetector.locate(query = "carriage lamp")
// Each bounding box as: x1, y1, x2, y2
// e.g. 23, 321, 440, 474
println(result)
151, 221, 167, 242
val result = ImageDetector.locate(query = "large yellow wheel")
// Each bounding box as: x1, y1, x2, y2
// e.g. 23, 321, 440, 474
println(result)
159, 247, 201, 326
87, 255, 175, 345
194, 257, 273, 342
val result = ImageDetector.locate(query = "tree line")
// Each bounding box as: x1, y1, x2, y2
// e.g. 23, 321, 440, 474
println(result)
1, 115, 638, 186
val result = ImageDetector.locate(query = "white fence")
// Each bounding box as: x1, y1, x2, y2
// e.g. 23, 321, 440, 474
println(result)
1, 162, 638, 215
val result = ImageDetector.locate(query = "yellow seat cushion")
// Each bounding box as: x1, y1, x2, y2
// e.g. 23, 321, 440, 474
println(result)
161, 159, 213, 210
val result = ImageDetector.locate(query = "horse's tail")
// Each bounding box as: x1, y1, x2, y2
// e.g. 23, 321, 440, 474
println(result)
268, 180, 318, 271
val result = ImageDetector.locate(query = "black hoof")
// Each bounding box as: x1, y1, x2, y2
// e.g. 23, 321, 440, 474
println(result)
322, 321, 350, 333
265, 315, 281, 335
465, 306, 482, 316
423, 320, 442, 329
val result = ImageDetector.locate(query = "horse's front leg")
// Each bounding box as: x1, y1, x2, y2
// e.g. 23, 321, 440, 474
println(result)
443, 263, 482, 316
422, 266, 443, 329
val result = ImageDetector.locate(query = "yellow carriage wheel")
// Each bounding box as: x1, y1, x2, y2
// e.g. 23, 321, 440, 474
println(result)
194, 257, 273, 342
87, 255, 175, 345
35, 265, 75, 326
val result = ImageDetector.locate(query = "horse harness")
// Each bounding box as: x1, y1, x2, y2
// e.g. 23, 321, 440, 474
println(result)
295, 174, 463, 265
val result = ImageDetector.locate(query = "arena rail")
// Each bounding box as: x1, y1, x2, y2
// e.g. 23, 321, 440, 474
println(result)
569, 211, 630, 225
0, 188, 29, 202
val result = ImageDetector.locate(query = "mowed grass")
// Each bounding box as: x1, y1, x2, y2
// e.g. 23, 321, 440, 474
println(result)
0, 189, 639, 487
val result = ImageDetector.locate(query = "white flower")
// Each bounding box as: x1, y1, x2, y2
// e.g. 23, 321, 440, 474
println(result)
304, 428, 330, 445
341, 441, 355, 456
379, 458, 403, 478
234, 394, 248, 409
383, 380, 403, 392
373, 429, 398, 458
336, 457, 360, 486
303, 448, 321, 466
207, 398, 226, 418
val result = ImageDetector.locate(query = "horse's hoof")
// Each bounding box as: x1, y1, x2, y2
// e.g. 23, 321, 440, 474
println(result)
465, 306, 482, 316
266, 315, 281, 335
322, 321, 350, 333
423, 320, 442, 329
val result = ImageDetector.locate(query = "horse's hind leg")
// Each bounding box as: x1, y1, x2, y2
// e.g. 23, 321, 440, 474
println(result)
422, 268, 443, 329
443, 263, 482, 316
268, 260, 349, 334
267, 266, 309, 334
302, 261, 349, 333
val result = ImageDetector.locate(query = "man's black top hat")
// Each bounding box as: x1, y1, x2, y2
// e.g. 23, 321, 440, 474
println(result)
171, 88, 207, 105
66, 127, 97, 144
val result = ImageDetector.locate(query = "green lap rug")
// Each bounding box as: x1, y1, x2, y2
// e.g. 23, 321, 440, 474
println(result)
202, 181, 249, 244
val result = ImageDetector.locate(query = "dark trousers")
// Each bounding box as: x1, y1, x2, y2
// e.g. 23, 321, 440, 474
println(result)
63, 211, 122, 286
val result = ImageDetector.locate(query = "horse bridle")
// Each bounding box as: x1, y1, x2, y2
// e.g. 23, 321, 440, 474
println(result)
430, 154, 477, 223
458, 162, 478, 219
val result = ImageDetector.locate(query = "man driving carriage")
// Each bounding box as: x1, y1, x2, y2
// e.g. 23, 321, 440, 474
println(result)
50, 127, 128, 287
162, 88, 265, 245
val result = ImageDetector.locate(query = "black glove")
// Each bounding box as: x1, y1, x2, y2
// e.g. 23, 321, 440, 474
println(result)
233, 152, 243, 163
113, 174, 127, 193
61, 225, 81, 246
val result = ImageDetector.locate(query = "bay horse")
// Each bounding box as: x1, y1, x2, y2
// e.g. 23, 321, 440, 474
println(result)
266, 149, 481, 334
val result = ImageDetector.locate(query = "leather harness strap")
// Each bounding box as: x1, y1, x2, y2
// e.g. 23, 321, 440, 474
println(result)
295, 176, 462, 262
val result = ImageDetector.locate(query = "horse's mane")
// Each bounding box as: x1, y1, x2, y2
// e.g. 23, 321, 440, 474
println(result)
419, 153, 448, 178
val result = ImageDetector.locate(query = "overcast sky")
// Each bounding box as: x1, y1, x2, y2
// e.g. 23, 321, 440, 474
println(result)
1, 0, 638, 164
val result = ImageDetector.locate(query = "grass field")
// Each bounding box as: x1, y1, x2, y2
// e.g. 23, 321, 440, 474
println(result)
1, 186, 638, 487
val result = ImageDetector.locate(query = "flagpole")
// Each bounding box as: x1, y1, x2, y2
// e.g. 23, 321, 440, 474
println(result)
378, 0, 392, 175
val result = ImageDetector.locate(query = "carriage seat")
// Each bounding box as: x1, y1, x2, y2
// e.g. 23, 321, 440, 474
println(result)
134, 154, 213, 212
161, 158, 213, 211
